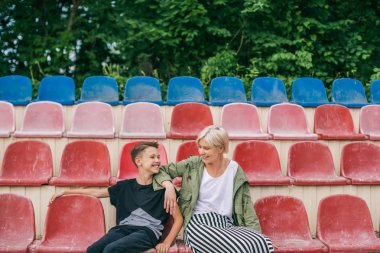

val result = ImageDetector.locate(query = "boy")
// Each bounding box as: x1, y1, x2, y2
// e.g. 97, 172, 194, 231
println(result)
50, 141, 183, 253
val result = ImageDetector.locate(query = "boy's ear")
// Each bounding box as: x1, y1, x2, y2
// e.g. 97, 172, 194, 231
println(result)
135, 156, 141, 167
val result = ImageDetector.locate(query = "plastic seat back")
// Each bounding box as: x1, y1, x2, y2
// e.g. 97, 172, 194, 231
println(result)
0, 193, 35, 252
0, 141, 52, 185
268, 103, 317, 140
123, 76, 163, 105
221, 103, 269, 140
176, 141, 199, 162
370, 79, 380, 104
233, 141, 291, 185
168, 103, 213, 139
166, 76, 207, 105
79, 76, 119, 105
251, 77, 288, 106
0, 101, 15, 137
0, 75, 32, 105
120, 102, 166, 138
359, 105, 380, 140
36, 76, 76, 105
67, 102, 115, 138
209, 77, 247, 106
291, 77, 329, 107
14, 101, 64, 138
332, 78, 368, 107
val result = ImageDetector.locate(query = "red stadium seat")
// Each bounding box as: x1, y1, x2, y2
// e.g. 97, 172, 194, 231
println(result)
49, 141, 111, 186
14, 101, 65, 138
0, 101, 15, 137
221, 103, 270, 140
29, 194, 105, 253
359, 105, 380, 140
288, 142, 349, 185
168, 103, 213, 139
172, 141, 199, 186
0, 193, 35, 253
255, 195, 327, 253
314, 104, 367, 140
317, 194, 380, 252
340, 142, 380, 184
233, 141, 292, 185
268, 103, 318, 140
0, 141, 52, 185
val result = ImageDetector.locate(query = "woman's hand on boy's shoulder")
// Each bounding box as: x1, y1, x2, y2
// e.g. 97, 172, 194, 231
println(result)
155, 242, 171, 253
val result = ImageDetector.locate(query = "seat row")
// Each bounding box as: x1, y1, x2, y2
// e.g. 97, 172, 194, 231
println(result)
1, 100, 380, 140
1, 139, 380, 186
1, 75, 380, 107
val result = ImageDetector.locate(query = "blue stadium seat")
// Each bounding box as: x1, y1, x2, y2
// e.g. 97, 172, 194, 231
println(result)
35, 76, 75, 105
0, 75, 32, 105
209, 76, 247, 106
166, 76, 207, 105
251, 77, 288, 106
332, 78, 368, 107
79, 76, 119, 105
123, 76, 164, 105
291, 77, 330, 107
370, 79, 380, 104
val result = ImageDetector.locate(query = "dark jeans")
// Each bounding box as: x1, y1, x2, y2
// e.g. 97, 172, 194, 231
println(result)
87, 226, 158, 253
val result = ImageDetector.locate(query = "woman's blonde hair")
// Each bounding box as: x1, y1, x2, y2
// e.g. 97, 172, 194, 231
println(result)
196, 125, 229, 153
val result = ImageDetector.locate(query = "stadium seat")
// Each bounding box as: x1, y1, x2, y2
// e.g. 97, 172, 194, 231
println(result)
14, 101, 65, 138
359, 105, 380, 140
209, 76, 247, 106
291, 77, 330, 107
168, 103, 213, 139
67, 101, 115, 138
251, 77, 288, 106
123, 76, 164, 105
166, 76, 207, 105
317, 194, 380, 252
288, 142, 349, 185
172, 141, 199, 187
0, 75, 32, 105
0, 141, 52, 185
79, 76, 119, 105
233, 141, 292, 185
0, 193, 35, 253
340, 142, 380, 184
119, 102, 166, 139
254, 195, 328, 253
35, 76, 76, 105
220, 103, 270, 140
49, 141, 111, 186
0, 101, 15, 137
332, 78, 368, 107
370, 79, 380, 104
314, 104, 367, 140
29, 194, 105, 253
268, 103, 318, 140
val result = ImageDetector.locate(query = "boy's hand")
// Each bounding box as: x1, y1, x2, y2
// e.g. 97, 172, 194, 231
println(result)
49, 192, 64, 206
162, 181, 177, 215
155, 242, 170, 253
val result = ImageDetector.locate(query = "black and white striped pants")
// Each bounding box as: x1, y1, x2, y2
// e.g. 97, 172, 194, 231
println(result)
185, 212, 274, 253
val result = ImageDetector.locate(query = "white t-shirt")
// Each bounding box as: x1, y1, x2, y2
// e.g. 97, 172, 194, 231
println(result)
193, 160, 238, 219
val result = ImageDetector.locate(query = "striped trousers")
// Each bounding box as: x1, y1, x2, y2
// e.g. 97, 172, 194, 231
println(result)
185, 212, 274, 253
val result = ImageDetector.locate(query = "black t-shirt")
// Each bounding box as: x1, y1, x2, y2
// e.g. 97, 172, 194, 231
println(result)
108, 179, 168, 239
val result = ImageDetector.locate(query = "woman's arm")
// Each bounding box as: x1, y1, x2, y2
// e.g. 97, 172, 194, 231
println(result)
154, 157, 198, 186
49, 188, 109, 205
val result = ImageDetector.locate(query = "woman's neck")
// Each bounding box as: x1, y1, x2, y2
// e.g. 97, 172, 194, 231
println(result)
205, 156, 229, 177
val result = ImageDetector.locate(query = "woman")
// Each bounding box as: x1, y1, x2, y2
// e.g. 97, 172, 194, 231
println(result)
154, 126, 274, 253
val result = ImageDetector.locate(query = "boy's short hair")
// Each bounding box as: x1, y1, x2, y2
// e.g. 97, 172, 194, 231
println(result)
131, 141, 159, 167
196, 125, 229, 153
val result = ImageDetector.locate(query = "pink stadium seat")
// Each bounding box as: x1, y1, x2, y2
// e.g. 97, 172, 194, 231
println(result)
0, 141, 52, 185
233, 141, 292, 185
49, 141, 111, 186
29, 194, 105, 253
14, 101, 64, 138
268, 103, 318, 140
119, 102, 166, 138
0, 101, 15, 137
220, 103, 270, 140
317, 194, 380, 252
288, 142, 349, 185
359, 105, 380, 140
0, 193, 35, 253
340, 142, 380, 184
255, 195, 328, 253
168, 102, 213, 139
67, 102, 115, 138
314, 104, 367, 140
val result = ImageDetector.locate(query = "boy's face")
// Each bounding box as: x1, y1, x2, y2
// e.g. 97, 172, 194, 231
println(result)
135, 147, 161, 175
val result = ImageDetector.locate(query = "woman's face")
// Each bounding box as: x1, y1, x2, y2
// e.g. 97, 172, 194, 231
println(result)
197, 138, 224, 164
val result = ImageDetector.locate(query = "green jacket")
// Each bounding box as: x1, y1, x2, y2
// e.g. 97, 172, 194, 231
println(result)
153, 156, 261, 232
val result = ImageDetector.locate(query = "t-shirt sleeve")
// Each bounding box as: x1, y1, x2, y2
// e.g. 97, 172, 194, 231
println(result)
108, 181, 122, 206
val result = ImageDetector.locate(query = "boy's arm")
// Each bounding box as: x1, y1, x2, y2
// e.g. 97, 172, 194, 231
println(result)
49, 188, 109, 205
